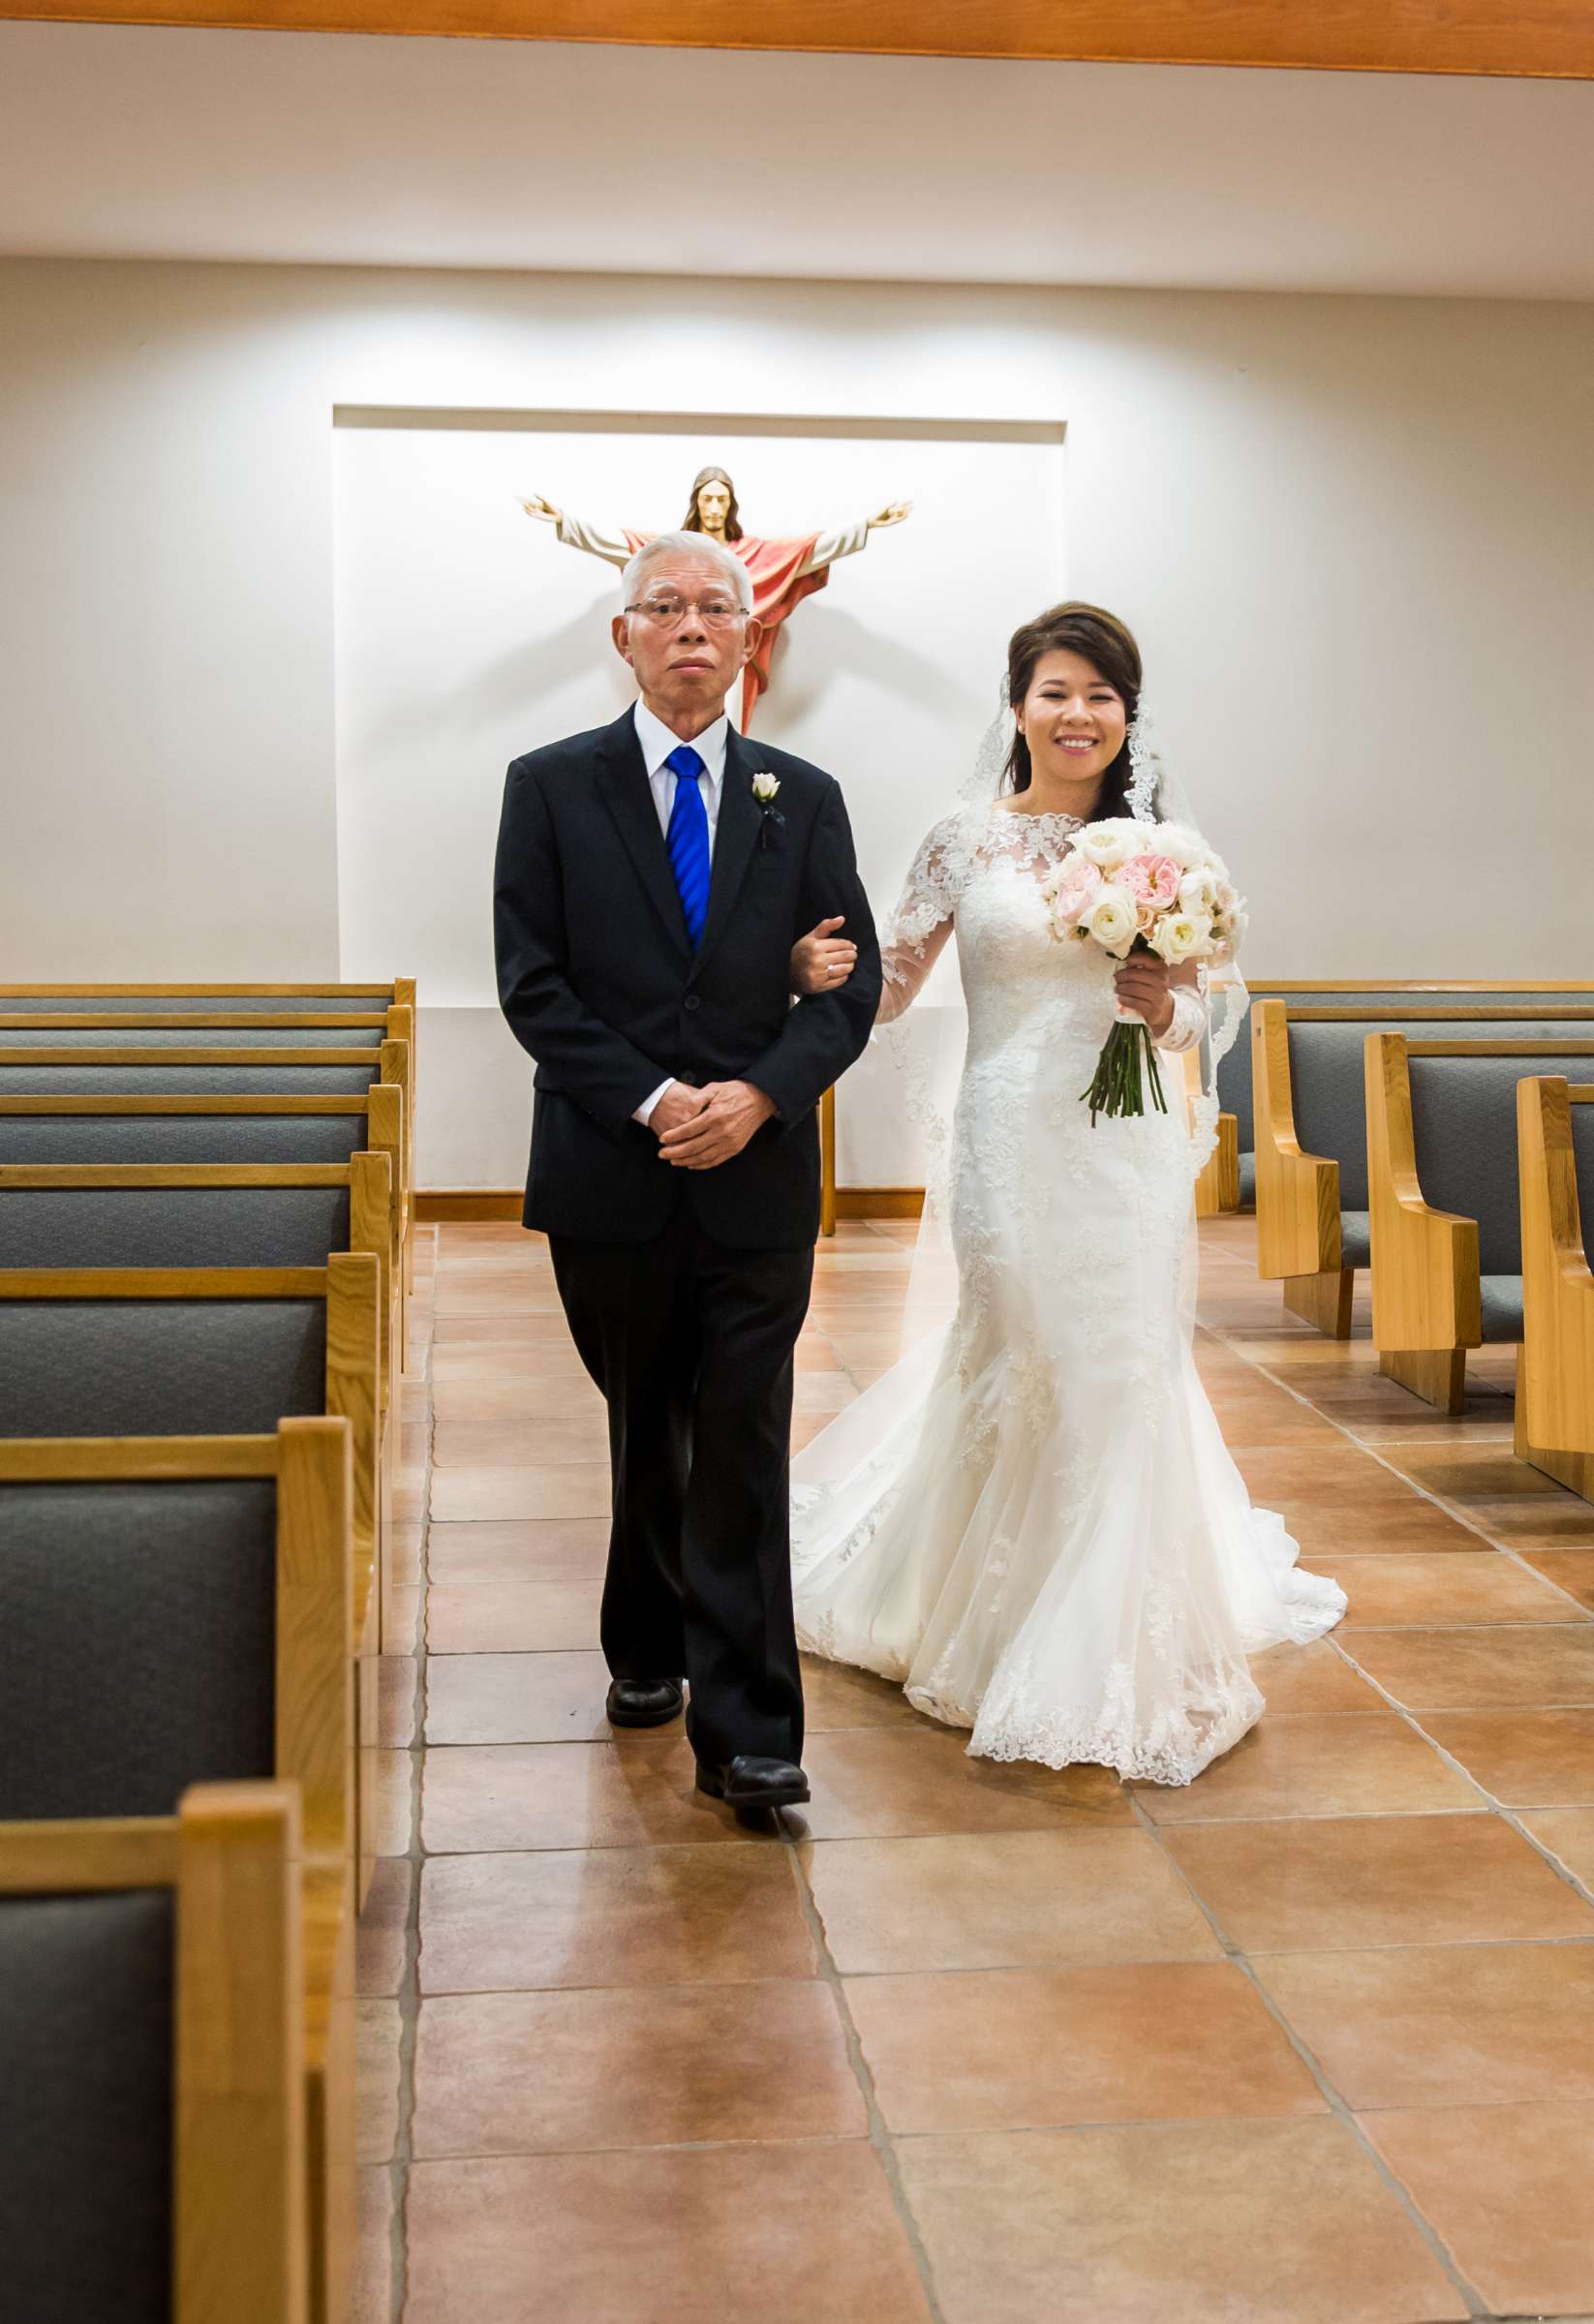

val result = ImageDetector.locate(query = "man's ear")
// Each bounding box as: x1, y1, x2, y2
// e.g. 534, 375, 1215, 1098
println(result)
741, 616, 765, 670
611, 614, 635, 668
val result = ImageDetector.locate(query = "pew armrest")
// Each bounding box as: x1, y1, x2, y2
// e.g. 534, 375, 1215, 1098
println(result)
1519, 1076, 1594, 1454
1364, 1032, 1481, 1351
1252, 1001, 1341, 1277
1195, 1113, 1241, 1217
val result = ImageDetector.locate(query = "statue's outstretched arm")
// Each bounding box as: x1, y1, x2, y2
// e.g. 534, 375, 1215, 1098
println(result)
800, 499, 913, 579
520, 496, 633, 569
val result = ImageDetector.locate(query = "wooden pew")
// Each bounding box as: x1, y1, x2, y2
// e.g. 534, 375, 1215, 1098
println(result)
0, 998, 417, 1265
1517, 1075, 1594, 1502
1364, 1032, 1594, 1413
0, 1157, 409, 1682
0, 980, 414, 1015
0, 1420, 353, 1850
1253, 997, 1594, 1336
0, 1427, 357, 2322
0, 1782, 308, 2324
0, 1157, 397, 1413
0, 1071, 411, 1368
1215, 980, 1594, 1217
0, 1259, 385, 1890
0, 1037, 411, 1120
0, 1008, 408, 1051
0, 976, 418, 1275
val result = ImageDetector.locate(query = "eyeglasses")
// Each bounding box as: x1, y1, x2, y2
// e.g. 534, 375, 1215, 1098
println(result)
625, 595, 748, 628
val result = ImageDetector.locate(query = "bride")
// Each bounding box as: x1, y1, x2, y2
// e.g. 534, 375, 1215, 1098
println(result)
788, 600, 1344, 1785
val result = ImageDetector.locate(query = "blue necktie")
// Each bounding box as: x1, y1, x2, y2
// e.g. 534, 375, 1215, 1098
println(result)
664, 745, 712, 948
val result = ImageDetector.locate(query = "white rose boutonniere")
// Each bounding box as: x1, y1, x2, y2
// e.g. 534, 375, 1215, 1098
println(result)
751, 770, 785, 850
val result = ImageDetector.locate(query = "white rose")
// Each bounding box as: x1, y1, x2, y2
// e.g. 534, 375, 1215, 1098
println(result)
1150, 821, 1207, 872
1081, 886, 1139, 957
1150, 910, 1213, 964
1078, 818, 1145, 871
1178, 868, 1217, 914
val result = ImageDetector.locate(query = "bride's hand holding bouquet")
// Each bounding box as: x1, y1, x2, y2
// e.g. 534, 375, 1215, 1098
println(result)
1041, 818, 1243, 1123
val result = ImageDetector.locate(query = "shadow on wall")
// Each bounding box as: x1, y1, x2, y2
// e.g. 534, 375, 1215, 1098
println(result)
354, 602, 633, 762
357, 596, 974, 767
763, 601, 978, 734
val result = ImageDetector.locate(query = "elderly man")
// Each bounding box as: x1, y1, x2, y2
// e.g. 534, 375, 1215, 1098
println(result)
494, 531, 881, 1809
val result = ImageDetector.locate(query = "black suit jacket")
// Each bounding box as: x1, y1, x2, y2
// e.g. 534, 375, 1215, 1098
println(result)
494, 708, 882, 1249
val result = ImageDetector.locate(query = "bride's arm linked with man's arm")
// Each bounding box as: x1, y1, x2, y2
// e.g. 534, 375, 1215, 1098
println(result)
789, 815, 960, 1025
789, 808, 1211, 1050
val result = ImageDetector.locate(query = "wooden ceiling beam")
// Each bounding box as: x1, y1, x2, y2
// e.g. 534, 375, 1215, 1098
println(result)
3, 0, 1593, 81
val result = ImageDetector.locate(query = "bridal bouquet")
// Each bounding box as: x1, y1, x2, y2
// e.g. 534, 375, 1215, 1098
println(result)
1041, 818, 1243, 1124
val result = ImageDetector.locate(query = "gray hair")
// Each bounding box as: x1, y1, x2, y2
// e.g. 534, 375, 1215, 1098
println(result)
620, 530, 752, 616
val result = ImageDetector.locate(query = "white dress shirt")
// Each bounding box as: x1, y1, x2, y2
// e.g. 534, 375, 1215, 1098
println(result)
630, 700, 731, 1127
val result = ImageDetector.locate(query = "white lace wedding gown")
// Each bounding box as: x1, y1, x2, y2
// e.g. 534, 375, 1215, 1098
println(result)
791, 806, 1345, 1785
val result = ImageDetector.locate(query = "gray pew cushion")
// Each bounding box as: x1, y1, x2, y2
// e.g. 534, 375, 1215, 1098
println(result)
1237, 1150, 1256, 1208
0, 1300, 327, 1437
1340, 1211, 1371, 1269
0, 1889, 173, 2324
0, 1185, 352, 1270
0, 1479, 275, 1819
1, 1024, 383, 1050
1220, 992, 1594, 1164
1577, 1107, 1594, 1258
1480, 1275, 1525, 1343
0, 1111, 370, 1166
0, 1062, 377, 1094
1404, 1053, 1567, 1275
1215, 1023, 1254, 1153
2, 992, 384, 1012
1290, 1021, 1594, 1212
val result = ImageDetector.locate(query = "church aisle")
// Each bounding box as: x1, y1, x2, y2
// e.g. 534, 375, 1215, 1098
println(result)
355, 1213, 1594, 2324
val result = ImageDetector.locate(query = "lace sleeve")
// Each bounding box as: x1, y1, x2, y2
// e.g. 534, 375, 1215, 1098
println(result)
876, 813, 965, 1026
1153, 966, 1211, 1055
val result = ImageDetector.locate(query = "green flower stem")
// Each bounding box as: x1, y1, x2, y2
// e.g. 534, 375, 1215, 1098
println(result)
1081, 1020, 1170, 1125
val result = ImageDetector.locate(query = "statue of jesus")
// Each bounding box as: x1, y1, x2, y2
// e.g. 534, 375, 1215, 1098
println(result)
522, 464, 912, 730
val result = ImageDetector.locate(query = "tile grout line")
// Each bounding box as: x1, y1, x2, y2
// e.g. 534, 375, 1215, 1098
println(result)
1198, 1313, 1594, 1768
1195, 1263, 1594, 2314
1306, 1635, 1594, 1915
1124, 1786, 1493, 2322
1198, 1314, 1594, 1618
779, 1828, 952, 2324
1197, 1295, 1594, 1950
386, 1224, 438, 2324
400, 1221, 1592, 2317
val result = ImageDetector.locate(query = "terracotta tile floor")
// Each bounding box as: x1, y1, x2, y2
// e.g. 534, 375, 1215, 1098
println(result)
356, 1212, 1594, 2323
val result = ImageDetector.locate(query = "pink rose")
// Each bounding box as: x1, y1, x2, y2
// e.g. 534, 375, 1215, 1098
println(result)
1119, 854, 1182, 910
1049, 852, 1103, 928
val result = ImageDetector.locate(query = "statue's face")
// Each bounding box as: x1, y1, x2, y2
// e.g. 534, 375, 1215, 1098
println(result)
695, 480, 733, 533
612, 548, 759, 726
1014, 650, 1127, 789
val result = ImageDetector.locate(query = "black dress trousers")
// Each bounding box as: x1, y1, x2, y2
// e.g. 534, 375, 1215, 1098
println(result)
550, 1216, 814, 1769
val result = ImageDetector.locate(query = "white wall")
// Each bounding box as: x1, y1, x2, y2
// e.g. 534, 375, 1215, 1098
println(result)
3, 259, 1592, 1185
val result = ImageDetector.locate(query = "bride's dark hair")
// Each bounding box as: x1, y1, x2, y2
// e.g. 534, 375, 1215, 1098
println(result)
1003, 600, 1143, 815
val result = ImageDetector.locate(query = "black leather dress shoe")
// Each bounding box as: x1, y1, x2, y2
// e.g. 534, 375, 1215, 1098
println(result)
605, 1677, 684, 1729
695, 1755, 811, 1809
